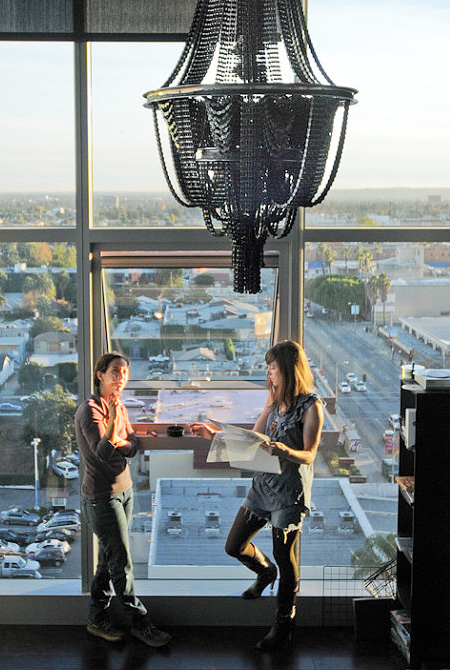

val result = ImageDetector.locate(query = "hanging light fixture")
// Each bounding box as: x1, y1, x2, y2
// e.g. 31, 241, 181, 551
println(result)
144, 0, 357, 293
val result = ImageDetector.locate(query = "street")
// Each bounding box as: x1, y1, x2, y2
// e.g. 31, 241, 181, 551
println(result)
305, 314, 402, 481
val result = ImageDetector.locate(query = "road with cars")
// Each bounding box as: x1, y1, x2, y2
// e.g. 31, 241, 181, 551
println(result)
304, 312, 403, 480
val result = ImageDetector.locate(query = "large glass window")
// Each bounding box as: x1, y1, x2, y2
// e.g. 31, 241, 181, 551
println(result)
303, 240, 449, 567
0, 43, 75, 221
90, 43, 205, 228
103, 264, 277, 383
0, 243, 79, 579
306, 0, 450, 227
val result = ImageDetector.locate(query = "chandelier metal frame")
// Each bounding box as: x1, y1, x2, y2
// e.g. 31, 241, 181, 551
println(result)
144, 0, 357, 293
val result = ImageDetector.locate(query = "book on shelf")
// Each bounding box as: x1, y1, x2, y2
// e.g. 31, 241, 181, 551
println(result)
391, 626, 410, 661
395, 475, 414, 505
390, 609, 411, 626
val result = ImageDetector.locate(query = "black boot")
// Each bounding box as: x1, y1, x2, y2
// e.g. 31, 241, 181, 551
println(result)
240, 545, 277, 600
256, 609, 295, 651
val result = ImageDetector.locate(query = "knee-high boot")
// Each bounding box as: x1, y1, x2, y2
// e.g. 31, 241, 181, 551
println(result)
238, 544, 277, 599
256, 606, 296, 650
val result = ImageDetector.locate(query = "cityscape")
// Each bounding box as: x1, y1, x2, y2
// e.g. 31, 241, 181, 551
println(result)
0, 190, 449, 581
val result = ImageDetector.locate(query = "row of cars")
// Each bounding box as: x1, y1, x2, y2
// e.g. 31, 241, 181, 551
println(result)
338, 372, 367, 394
0, 508, 81, 577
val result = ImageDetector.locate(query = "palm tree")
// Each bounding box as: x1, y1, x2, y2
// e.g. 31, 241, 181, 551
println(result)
357, 248, 374, 313
377, 272, 392, 327
324, 247, 336, 275
341, 246, 352, 274
318, 242, 328, 275
367, 275, 379, 328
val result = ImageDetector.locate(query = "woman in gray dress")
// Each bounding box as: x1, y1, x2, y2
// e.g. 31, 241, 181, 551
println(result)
191, 340, 323, 650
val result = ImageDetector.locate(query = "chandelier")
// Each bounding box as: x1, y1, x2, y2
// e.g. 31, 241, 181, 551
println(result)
144, 0, 357, 293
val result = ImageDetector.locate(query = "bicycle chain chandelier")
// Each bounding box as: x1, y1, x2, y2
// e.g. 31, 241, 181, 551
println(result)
144, 0, 357, 293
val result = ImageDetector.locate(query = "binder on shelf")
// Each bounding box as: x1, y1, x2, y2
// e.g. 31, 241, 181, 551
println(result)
395, 476, 414, 506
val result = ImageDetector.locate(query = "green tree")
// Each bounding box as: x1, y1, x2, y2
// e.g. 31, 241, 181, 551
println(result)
324, 247, 336, 275
377, 272, 392, 327
306, 275, 364, 319
351, 533, 397, 568
357, 216, 379, 227
367, 275, 379, 328
22, 385, 77, 482
357, 248, 375, 313
318, 242, 328, 275
56, 362, 78, 392
30, 316, 66, 338
0, 243, 20, 268
0, 270, 8, 291
18, 362, 43, 391
341, 246, 352, 274
224, 338, 235, 361
22, 273, 56, 312
51, 244, 76, 268
194, 273, 215, 286
155, 269, 184, 287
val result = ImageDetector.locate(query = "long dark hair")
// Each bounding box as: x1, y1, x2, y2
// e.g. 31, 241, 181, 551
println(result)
265, 340, 314, 411
93, 352, 130, 392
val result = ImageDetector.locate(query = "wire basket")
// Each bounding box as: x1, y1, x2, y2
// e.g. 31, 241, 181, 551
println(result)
364, 558, 397, 599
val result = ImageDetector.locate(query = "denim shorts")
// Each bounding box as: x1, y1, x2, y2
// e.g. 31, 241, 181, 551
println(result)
242, 500, 306, 532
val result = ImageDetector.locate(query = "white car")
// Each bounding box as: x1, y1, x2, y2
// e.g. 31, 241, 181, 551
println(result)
0, 539, 21, 555
37, 517, 81, 533
354, 381, 367, 392
25, 538, 71, 555
122, 397, 146, 408
338, 381, 351, 393
346, 372, 357, 383
52, 461, 79, 479
389, 414, 401, 429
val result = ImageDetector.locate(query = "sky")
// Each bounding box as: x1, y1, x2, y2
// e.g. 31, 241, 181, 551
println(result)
0, 0, 449, 193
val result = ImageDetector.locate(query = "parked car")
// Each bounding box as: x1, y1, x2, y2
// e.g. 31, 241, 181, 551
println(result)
122, 397, 146, 408
346, 372, 357, 383
354, 381, 367, 392
383, 428, 395, 441
306, 311, 314, 318
0, 555, 41, 578
33, 547, 66, 567
389, 414, 401, 429
26, 538, 70, 556
50, 510, 81, 523
0, 539, 21, 555
0, 528, 34, 546
37, 517, 81, 533
64, 452, 80, 466
0, 509, 40, 526
382, 457, 399, 482
34, 528, 76, 544
338, 381, 351, 393
0, 402, 22, 412
52, 461, 79, 479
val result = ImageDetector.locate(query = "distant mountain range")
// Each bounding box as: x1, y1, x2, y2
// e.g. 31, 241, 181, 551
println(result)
326, 188, 450, 202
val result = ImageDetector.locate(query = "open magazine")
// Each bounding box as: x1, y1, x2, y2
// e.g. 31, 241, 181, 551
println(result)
205, 418, 281, 474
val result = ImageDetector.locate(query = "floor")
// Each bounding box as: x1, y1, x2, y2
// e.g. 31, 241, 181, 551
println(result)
0, 625, 413, 670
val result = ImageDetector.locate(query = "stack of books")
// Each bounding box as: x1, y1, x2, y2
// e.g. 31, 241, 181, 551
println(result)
390, 609, 411, 661
395, 475, 414, 505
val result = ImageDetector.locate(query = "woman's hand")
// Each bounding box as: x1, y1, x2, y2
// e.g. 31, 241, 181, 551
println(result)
107, 392, 120, 417
188, 422, 219, 440
113, 437, 129, 449
259, 440, 290, 458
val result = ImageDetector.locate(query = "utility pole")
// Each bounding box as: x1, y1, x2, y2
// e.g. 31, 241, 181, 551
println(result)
31, 437, 41, 509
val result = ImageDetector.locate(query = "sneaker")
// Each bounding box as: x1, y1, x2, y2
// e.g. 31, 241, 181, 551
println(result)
87, 617, 125, 642
130, 622, 172, 648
